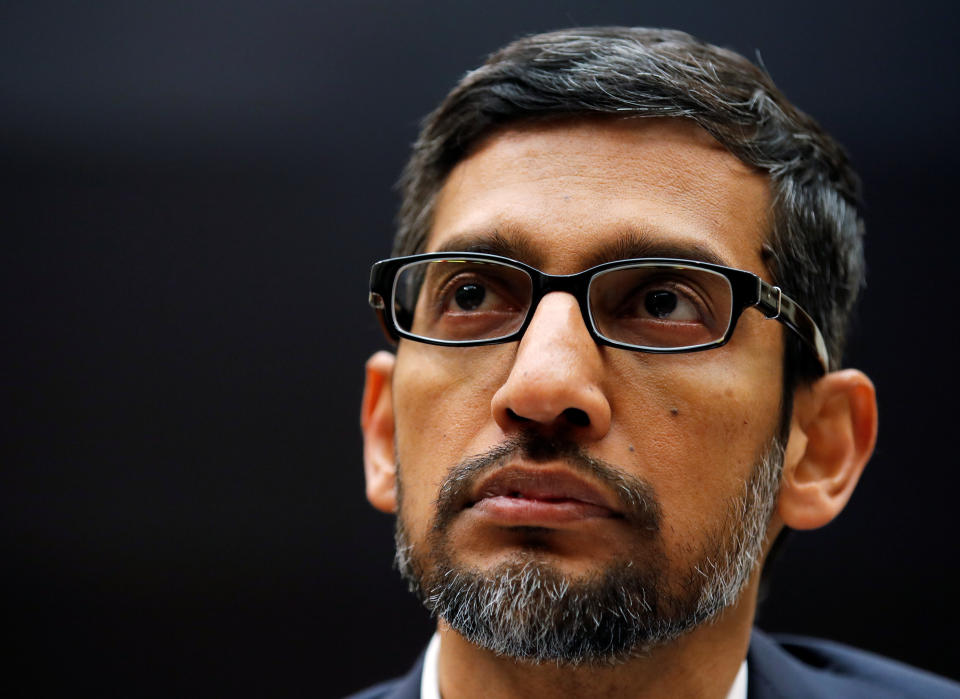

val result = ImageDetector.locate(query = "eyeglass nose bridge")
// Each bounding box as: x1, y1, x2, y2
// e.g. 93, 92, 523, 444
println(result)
522, 268, 600, 343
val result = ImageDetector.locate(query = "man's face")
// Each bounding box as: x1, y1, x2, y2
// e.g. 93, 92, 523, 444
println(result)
387, 117, 787, 659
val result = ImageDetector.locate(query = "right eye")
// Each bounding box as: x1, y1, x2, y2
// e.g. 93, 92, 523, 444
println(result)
451, 281, 488, 311
396, 259, 533, 341
438, 273, 512, 314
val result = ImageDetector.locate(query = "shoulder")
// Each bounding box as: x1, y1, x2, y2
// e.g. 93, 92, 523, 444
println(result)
748, 628, 960, 699
342, 655, 424, 699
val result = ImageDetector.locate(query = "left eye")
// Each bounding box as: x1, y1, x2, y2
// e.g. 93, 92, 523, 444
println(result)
641, 288, 699, 321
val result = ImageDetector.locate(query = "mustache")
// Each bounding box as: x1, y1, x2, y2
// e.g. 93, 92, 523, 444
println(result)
431, 432, 662, 533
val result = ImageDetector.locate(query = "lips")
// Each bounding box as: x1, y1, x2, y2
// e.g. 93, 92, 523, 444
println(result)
466, 467, 623, 524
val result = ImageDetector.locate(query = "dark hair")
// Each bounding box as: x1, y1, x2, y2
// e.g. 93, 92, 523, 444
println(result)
393, 27, 865, 383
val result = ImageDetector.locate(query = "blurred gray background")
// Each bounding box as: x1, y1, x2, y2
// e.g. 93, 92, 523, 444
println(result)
3, 1, 958, 696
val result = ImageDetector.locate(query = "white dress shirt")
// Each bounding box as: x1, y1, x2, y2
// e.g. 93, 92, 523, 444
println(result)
420, 633, 748, 699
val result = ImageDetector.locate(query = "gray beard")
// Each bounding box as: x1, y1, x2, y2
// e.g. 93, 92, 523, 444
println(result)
394, 432, 784, 666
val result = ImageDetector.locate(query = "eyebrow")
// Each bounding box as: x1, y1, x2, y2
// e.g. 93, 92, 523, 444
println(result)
433, 229, 545, 267
432, 228, 733, 270
580, 231, 731, 269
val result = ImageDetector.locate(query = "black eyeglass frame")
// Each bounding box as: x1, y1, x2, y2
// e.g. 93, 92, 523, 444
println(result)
368, 252, 829, 374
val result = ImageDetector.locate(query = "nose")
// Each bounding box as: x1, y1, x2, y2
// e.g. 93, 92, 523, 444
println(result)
491, 292, 612, 441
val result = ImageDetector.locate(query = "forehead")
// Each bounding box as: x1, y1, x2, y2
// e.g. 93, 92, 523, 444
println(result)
428, 117, 773, 278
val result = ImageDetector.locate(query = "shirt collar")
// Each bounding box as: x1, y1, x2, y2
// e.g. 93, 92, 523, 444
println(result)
420, 633, 748, 699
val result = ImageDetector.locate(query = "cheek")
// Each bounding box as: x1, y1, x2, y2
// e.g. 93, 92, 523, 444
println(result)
392, 344, 513, 530
604, 339, 783, 538
394, 344, 510, 441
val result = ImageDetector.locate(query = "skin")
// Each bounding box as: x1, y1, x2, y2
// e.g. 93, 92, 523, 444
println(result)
362, 117, 878, 698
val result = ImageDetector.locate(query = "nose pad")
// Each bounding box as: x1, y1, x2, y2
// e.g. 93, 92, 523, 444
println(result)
491, 292, 612, 441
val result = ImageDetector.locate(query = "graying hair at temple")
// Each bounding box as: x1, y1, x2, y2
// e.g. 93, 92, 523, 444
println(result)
392, 26, 865, 385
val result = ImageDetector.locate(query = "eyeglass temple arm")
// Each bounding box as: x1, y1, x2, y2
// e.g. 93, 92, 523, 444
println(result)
368, 290, 402, 343
756, 280, 830, 374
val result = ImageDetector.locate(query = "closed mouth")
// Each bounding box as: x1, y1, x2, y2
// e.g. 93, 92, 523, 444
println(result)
466, 466, 624, 519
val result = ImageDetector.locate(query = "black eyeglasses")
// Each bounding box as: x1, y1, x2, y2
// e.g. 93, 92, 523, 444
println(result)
368, 252, 828, 373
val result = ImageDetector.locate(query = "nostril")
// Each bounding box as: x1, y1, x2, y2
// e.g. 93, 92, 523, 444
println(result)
562, 407, 590, 427
506, 408, 533, 423
502, 407, 592, 428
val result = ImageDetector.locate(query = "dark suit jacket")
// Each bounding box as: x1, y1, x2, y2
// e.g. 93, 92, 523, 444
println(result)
345, 629, 959, 698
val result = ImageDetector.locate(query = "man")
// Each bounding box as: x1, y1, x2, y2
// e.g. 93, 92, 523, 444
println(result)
352, 27, 958, 698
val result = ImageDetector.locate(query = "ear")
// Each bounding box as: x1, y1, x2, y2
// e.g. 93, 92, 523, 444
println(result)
361, 350, 398, 513
778, 369, 878, 530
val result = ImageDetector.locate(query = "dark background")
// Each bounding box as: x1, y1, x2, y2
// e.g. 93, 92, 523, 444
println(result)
3, 1, 958, 696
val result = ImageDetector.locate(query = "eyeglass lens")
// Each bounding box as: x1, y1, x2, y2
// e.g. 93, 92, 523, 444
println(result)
392, 258, 734, 349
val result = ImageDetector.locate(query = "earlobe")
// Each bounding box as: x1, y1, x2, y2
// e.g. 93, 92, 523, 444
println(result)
361, 350, 398, 514
778, 369, 878, 530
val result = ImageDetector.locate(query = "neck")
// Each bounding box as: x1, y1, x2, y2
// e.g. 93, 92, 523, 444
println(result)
435, 575, 759, 699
